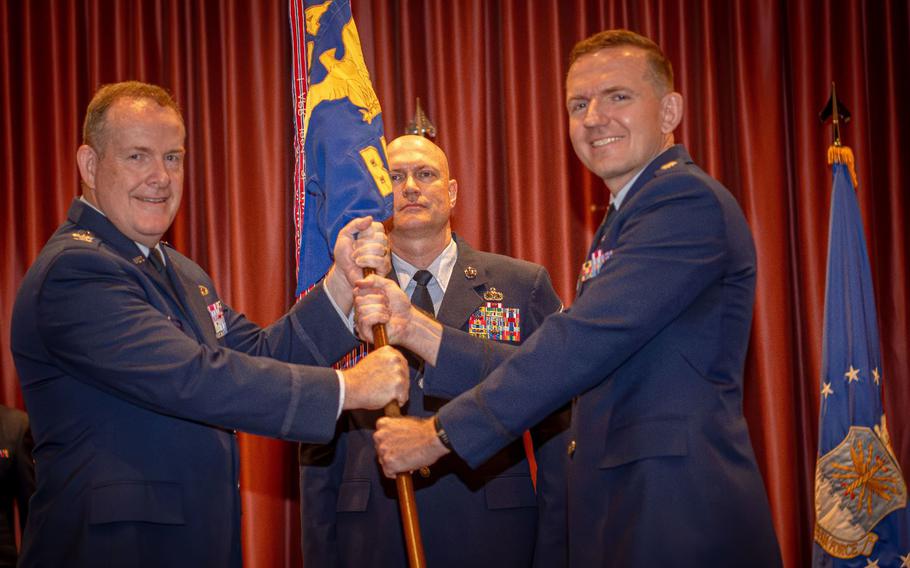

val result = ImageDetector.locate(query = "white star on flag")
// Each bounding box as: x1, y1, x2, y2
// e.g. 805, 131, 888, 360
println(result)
844, 365, 860, 383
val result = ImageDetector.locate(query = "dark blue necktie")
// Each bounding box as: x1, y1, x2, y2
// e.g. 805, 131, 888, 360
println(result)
585, 204, 617, 260
405, 269, 436, 374
410, 269, 435, 317
147, 248, 165, 273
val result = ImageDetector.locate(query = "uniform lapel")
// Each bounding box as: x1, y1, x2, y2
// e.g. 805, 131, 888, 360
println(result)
161, 250, 219, 346
617, 144, 691, 213
576, 145, 692, 296
436, 235, 487, 330
585, 205, 617, 260
68, 200, 215, 344
70, 200, 178, 301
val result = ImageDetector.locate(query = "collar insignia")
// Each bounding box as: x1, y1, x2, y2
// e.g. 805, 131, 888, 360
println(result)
71, 230, 95, 243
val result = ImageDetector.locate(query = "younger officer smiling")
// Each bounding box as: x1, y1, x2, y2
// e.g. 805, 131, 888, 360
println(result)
359, 30, 783, 568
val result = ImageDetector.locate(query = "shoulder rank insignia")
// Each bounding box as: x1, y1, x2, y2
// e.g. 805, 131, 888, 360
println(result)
814, 424, 908, 559
198, 285, 209, 296
483, 287, 503, 301
71, 230, 95, 243
469, 297, 520, 342
659, 160, 678, 170
464, 266, 477, 280
206, 300, 228, 339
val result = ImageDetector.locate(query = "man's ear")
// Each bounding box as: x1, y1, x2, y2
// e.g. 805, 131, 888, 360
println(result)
76, 145, 98, 190
448, 178, 458, 208
660, 92, 684, 134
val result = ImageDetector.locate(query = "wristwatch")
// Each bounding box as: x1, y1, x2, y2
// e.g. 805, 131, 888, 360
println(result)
433, 415, 453, 450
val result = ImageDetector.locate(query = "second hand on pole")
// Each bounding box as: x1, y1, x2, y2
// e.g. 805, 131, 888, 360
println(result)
361, 266, 426, 568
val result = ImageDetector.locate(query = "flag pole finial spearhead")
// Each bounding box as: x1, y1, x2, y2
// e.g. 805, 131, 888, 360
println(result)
404, 97, 437, 139
818, 81, 852, 147
819, 82, 859, 186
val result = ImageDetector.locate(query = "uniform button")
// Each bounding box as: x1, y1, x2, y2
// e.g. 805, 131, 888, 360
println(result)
567, 440, 577, 457
419, 466, 430, 478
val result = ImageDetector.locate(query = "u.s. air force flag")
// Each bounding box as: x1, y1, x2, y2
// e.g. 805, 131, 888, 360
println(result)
294, 0, 393, 295
813, 146, 910, 567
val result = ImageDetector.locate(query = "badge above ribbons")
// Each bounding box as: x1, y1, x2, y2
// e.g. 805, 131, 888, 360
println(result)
469, 288, 521, 342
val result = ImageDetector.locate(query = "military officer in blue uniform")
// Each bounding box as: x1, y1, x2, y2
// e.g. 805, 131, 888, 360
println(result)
299, 134, 566, 567
358, 30, 783, 567
10, 81, 408, 568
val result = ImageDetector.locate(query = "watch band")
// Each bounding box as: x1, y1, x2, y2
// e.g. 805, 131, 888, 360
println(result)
433, 414, 453, 450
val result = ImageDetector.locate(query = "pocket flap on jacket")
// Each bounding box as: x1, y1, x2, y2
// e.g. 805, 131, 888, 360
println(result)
484, 475, 537, 510
89, 481, 185, 525
599, 418, 689, 469
336, 480, 370, 513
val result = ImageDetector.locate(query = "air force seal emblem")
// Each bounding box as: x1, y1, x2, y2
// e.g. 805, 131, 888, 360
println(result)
814, 425, 908, 559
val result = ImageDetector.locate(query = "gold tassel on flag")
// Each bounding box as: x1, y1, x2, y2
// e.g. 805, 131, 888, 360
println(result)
827, 145, 859, 188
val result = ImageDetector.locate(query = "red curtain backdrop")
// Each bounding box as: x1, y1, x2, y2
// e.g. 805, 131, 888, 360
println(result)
2, 1, 908, 567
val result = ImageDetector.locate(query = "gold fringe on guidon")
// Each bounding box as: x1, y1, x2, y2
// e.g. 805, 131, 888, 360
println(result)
827, 145, 860, 188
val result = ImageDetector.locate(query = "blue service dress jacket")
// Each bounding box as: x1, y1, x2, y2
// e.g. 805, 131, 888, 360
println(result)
10, 199, 359, 568
299, 235, 566, 568
424, 146, 783, 567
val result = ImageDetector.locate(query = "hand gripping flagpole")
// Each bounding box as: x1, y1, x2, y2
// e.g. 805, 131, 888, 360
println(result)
362, 265, 427, 568
293, 0, 428, 561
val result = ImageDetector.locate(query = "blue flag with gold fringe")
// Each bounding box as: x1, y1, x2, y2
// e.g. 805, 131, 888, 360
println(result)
295, 0, 393, 295
812, 146, 909, 567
